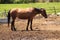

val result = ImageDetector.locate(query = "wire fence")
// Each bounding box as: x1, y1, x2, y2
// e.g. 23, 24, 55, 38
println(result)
0, 7, 60, 18
46, 7, 60, 14
0, 10, 7, 18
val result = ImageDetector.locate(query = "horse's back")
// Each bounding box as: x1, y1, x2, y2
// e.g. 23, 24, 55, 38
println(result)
10, 8, 34, 13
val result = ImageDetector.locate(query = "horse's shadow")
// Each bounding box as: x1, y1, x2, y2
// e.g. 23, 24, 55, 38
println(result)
17, 30, 41, 32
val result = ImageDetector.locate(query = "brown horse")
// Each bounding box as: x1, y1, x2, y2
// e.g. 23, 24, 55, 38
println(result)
8, 7, 47, 31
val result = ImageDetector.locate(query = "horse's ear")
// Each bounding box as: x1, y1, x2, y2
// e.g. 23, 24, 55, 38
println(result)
40, 8, 45, 12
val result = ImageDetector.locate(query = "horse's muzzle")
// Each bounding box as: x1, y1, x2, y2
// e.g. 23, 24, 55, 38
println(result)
45, 16, 48, 18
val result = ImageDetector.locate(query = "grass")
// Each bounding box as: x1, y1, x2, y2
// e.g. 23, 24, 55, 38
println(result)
0, 2, 60, 17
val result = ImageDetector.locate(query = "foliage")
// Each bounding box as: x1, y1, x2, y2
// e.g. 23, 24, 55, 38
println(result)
0, 0, 36, 4
0, 0, 60, 4
0, 0, 15, 3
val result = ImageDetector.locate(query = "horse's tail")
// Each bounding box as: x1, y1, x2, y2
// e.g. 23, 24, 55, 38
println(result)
8, 10, 11, 27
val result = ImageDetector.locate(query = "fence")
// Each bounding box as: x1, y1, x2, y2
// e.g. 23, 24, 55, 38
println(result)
0, 7, 60, 18
46, 7, 60, 14
0, 10, 7, 18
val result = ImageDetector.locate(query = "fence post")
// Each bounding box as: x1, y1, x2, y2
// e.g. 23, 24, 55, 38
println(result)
4, 9, 7, 17
53, 6, 57, 14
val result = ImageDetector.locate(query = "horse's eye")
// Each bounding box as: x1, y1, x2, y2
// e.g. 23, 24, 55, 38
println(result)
41, 9, 44, 12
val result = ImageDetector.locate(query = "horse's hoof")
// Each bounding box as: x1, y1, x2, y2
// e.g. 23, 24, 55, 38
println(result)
11, 28, 16, 31
26, 29, 28, 31
14, 29, 16, 31
12, 29, 16, 31
26, 30, 28, 31
26, 28, 28, 31
31, 29, 33, 31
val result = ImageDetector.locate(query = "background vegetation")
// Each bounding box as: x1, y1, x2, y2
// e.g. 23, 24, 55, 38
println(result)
0, 0, 60, 17
0, 0, 60, 4
0, 2, 60, 13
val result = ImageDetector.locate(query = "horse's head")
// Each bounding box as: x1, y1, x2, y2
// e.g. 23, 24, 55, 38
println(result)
39, 8, 48, 18
34, 8, 47, 18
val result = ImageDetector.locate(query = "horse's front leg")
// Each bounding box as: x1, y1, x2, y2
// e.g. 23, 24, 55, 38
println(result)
26, 19, 30, 31
11, 19, 16, 31
30, 19, 33, 31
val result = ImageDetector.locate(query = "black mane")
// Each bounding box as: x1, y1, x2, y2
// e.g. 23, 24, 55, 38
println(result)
34, 8, 41, 13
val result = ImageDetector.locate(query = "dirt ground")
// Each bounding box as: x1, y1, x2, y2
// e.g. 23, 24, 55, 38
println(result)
0, 14, 60, 40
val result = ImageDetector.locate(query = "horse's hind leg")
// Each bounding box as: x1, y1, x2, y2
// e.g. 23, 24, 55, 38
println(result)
26, 19, 30, 31
11, 18, 16, 31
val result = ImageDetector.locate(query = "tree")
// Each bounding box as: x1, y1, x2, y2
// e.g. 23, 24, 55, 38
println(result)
0, 0, 14, 3
32, 0, 36, 3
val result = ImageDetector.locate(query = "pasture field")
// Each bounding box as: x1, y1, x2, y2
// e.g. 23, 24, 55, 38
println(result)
0, 2, 60, 13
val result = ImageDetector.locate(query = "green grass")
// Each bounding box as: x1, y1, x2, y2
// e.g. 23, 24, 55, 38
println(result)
0, 2, 60, 17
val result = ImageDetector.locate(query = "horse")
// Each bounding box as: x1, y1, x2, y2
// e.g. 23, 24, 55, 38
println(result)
8, 7, 47, 31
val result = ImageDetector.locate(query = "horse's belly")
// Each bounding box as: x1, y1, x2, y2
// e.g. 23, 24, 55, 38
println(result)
17, 13, 36, 19
17, 15, 30, 19
18, 17, 29, 19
